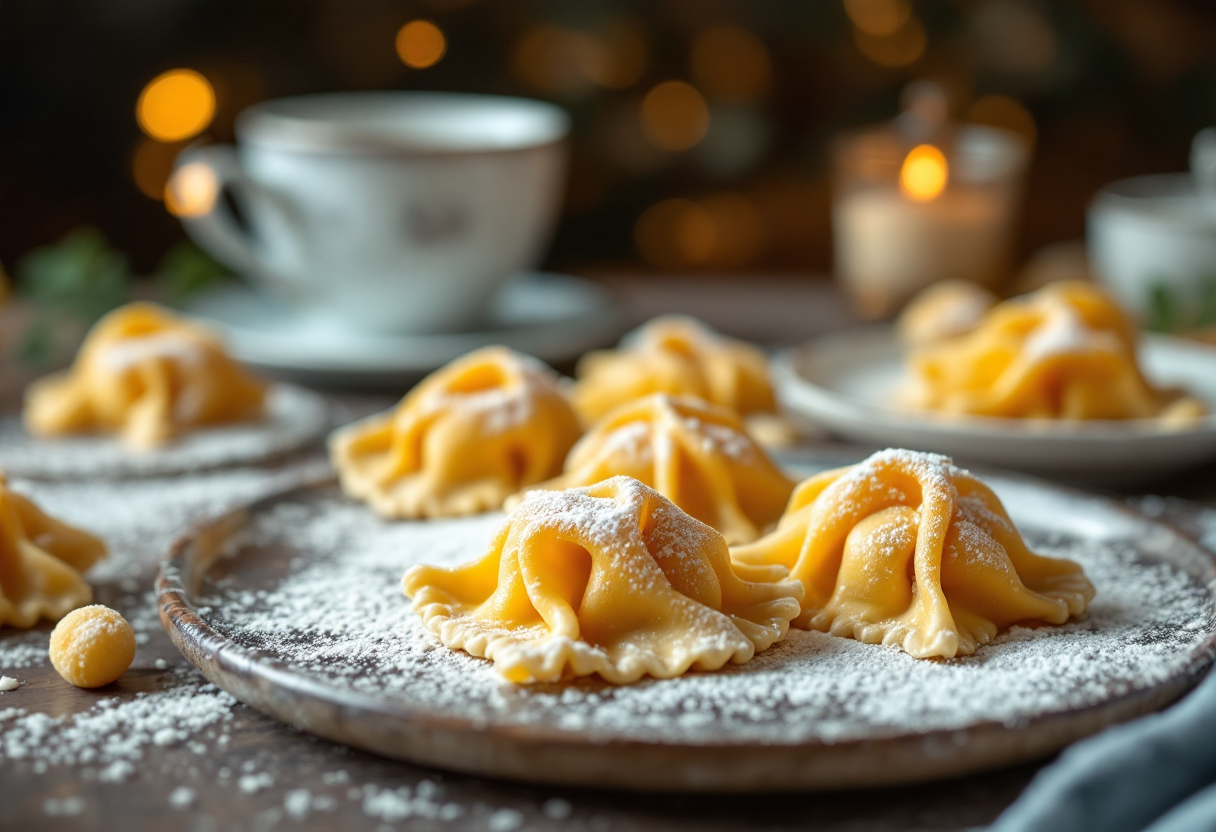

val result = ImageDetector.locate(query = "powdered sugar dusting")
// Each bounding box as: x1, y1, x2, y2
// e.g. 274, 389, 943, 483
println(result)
0, 384, 328, 479
196, 477, 1216, 746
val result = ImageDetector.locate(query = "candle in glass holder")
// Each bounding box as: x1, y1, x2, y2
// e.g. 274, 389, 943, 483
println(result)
833, 127, 1027, 318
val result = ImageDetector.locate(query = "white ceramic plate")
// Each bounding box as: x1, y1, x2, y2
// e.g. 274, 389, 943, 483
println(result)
182, 272, 625, 386
776, 327, 1216, 484
0, 384, 329, 479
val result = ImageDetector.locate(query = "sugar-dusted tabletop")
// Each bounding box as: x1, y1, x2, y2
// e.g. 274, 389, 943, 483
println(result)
2, 275, 1214, 832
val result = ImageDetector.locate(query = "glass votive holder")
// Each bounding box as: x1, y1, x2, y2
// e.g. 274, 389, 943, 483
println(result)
832, 124, 1029, 318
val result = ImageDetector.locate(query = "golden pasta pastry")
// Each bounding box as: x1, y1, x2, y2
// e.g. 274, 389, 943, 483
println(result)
404, 476, 804, 684
571, 316, 777, 425
330, 347, 581, 519
0, 474, 107, 628
902, 282, 1207, 421
732, 449, 1094, 659
511, 394, 794, 545
897, 280, 997, 346
24, 302, 267, 449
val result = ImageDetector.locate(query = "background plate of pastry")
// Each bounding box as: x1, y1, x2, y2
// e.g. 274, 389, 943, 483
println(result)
156, 456, 1216, 792
775, 328, 1216, 484
0, 384, 329, 479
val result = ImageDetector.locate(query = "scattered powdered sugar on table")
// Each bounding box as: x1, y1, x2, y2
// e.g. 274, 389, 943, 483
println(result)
0, 673, 235, 776
0, 384, 328, 479
198, 479, 1216, 746
0, 460, 321, 770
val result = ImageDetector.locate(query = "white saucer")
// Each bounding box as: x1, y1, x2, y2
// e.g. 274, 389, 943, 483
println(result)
182, 272, 625, 386
775, 327, 1216, 484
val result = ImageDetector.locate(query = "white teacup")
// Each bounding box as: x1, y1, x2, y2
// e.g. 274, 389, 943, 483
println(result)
1088, 174, 1216, 329
177, 92, 570, 334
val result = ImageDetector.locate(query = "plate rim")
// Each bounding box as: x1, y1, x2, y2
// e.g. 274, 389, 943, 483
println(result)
156, 467, 1216, 792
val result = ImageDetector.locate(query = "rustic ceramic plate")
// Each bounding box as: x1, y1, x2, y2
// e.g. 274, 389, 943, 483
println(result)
775, 328, 1216, 484
157, 460, 1216, 792
0, 384, 329, 480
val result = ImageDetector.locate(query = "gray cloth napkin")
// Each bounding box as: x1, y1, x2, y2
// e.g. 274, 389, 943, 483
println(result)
990, 669, 1216, 832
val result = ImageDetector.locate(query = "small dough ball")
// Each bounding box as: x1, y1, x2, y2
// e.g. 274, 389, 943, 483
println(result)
898, 281, 997, 346
49, 605, 136, 688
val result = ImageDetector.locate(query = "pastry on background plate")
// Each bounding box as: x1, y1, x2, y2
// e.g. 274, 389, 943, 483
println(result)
510, 394, 793, 545
24, 302, 267, 449
896, 280, 997, 346
404, 476, 803, 684
0, 473, 106, 628
330, 346, 581, 519
732, 449, 1095, 659
901, 281, 1207, 422
571, 315, 777, 426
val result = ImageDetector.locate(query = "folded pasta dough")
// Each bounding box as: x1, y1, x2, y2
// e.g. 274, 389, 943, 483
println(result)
404, 476, 804, 684
510, 394, 794, 545
572, 316, 777, 425
902, 282, 1207, 421
732, 449, 1095, 659
0, 474, 107, 628
330, 347, 581, 519
24, 302, 267, 449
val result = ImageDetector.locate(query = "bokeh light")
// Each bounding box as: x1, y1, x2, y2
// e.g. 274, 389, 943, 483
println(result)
136, 69, 216, 142
586, 22, 647, 90
968, 94, 1037, 147
691, 26, 771, 103
640, 81, 710, 151
900, 144, 948, 202
700, 194, 766, 267
513, 25, 600, 97
634, 194, 766, 268
635, 198, 716, 267
852, 15, 926, 67
132, 138, 181, 201
396, 20, 447, 69
164, 162, 219, 217
844, 0, 912, 37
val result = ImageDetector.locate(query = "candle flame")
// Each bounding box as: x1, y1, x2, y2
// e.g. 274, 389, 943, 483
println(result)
900, 144, 948, 202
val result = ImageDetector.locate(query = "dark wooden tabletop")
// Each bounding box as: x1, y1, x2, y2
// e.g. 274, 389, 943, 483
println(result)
2, 276, 1215, 832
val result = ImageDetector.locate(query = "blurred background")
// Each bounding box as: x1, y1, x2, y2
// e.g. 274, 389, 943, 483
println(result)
3, 0, 1215, 278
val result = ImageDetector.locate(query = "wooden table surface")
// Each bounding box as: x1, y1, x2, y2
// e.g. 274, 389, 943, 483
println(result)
2, 276, 1215, 832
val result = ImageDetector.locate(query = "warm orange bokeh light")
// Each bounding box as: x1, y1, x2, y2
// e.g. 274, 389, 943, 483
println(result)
132, 138, 181, 201
691, 26, 771, 103
853, 15, 926, 67
635, 198, 715, 267
900, 144, 948, 202
165, 162, 219, 217
136, 69, 216, 142
844, 0, 912, 37
588, 22, 647, 90
635, 193, 766, 268
640, 81, 710, 152
968, 94, 1037, 148
396, 20, 447, 69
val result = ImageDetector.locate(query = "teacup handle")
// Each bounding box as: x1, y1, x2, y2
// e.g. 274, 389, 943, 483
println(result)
174, 144, 298, 299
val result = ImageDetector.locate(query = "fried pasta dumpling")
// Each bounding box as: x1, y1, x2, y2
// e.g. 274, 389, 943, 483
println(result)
330, 347, 581, 519
732, 449, 1095, 659
0, 474, 107, 628
404, 477, 804, 684
902, 282, 1207, 421
24, 303, 267, 449
571, 316, 777, 425
511, 395, 794, 545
